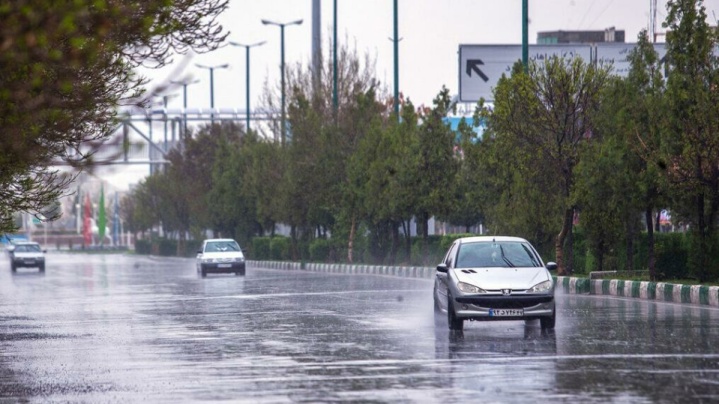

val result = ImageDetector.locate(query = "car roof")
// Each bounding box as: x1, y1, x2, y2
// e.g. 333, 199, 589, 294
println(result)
456, 236, 529, 244
203, 239, 237, 243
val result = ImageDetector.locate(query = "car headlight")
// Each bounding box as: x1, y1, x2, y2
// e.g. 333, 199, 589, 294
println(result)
201, 258, 215, 264
457, 282, 486, 294
529, 280, 553, 293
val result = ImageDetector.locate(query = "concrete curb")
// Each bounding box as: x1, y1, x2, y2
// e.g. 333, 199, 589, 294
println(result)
247, 260, 435, 280
248, 260, 719, 307
555, 276, 719, 307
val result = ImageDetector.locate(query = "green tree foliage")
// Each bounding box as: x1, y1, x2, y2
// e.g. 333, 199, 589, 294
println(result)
487, 57, 610, 275
0, 0, 228, 234
440, 114, 485, 233
582, 30, 665, 278
662, 0, 719, 282
411, 87, 460, 240
208, 126, 259, 246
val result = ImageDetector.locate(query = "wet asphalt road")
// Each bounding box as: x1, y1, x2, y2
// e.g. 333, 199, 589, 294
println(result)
1, 252, 719, 403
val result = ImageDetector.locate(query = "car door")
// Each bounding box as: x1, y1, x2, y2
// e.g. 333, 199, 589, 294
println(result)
434, 241, 459, 310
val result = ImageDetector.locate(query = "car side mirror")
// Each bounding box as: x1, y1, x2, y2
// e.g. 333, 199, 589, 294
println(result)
546, 262, 558, 271
436, 263, 449, 273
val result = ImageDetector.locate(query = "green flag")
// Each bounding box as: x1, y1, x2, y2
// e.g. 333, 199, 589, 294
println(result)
98, 185, 106, 245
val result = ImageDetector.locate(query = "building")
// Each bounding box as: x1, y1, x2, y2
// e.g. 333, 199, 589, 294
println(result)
538, 27, 625, 44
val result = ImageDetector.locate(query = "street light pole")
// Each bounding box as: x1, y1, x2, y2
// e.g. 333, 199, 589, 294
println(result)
170, 78, 200, 136
393, 0, 399, 119
522, 0, 528, 71
229, 41, 266, 134
195, 63, 229, 125
333, 0, 338, 111
262, 18, 303, 144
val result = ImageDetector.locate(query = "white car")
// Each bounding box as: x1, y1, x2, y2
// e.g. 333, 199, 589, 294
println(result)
8, 241, 46, 272
434, 236, 557, 331
196, 238, 246, 277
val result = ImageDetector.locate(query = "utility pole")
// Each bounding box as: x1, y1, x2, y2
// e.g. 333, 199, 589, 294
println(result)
229, 41, 266, 133
522, 0, 528, 71
393, 0, 399, 118
262, 18, 303, 144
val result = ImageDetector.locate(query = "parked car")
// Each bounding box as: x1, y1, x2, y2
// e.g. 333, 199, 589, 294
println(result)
196, 238, 246, 277
434, 236, 557, 331
8, 241, 46, 272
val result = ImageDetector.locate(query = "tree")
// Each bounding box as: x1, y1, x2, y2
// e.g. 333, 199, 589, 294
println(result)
438, 113, 485, 233
488, 57, 611, 275
411, 87, 460, 242
0, 0, 228, 234
583, 30, 666, 278
662, 0, 719, 282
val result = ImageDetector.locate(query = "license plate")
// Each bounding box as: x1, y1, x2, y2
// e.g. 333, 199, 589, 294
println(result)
24, 260, 35, 265
218, 264, 232, 268
489, 309, 524, 317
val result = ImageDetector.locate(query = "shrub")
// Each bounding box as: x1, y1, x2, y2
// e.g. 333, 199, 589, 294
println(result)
655, 232, 688, 280
252, 237, 271, 260
135, 239, 152, 255
270, 236, 290, 260
309, 238, 330, 262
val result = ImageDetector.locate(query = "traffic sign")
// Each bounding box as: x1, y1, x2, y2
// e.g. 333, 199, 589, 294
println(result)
459, 44, 591, 102
594, 42, 667, 76
458, 43, 673, 103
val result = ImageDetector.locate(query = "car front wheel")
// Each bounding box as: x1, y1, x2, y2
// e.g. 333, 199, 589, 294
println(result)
540, 307, 556, 329
447, 294, 464, 331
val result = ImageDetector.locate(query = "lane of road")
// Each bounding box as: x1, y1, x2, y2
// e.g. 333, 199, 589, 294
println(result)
0, 252, 718, 402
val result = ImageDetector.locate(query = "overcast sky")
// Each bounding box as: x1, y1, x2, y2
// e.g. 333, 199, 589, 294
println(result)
142, 0, 719, 109
101, 0, 719, 191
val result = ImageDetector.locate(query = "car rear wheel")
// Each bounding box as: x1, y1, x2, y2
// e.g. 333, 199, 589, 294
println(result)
540, 307, 556, 329
447, 295, 464, 331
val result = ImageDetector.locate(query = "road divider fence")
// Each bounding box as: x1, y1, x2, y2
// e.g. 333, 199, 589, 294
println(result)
249, 260, 719, 307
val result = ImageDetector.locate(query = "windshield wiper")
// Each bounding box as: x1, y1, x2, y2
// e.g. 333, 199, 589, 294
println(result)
521, 244, 541, 267
499, 245, 515, 267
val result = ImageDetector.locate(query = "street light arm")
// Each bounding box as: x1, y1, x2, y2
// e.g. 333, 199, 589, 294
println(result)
229, 40, 266, 48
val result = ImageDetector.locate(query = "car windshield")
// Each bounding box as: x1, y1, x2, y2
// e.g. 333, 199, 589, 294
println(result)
456, 241, 541, 268
14, 244, 41, 253
204, 241, 241, 253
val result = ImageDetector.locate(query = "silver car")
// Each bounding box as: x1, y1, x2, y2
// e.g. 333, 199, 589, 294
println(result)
434, 236, 557, 331
8, 241, 46, 272
196, 238, 246, 277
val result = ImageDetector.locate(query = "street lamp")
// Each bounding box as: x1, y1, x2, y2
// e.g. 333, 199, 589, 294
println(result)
229, 40, 266, 134
170, 78, 200, 135
195, 63, 229, 125
261, 18, 303, 144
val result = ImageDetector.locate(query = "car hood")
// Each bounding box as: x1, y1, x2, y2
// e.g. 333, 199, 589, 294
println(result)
453, 267, 550, 290
199, 251, 244, 259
